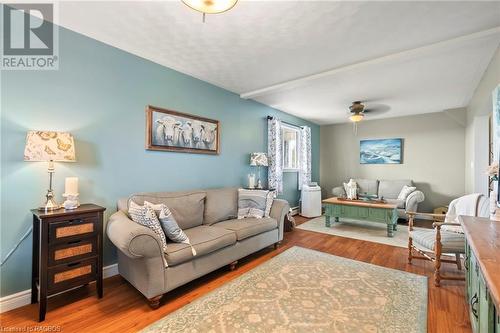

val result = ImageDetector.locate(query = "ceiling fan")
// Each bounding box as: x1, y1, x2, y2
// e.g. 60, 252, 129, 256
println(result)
347, 100, 390, 134
348, 101, 372, 123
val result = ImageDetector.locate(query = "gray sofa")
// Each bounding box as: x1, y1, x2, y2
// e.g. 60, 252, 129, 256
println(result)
106, 187, 289, 308
332, 179, 425, 218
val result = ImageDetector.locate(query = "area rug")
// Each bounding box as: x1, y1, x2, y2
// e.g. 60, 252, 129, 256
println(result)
297, 216, 426, 248
141, 246, 427, 333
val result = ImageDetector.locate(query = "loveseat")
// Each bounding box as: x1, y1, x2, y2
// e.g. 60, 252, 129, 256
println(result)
332, 179, 425, 218
106, 187, 289, 308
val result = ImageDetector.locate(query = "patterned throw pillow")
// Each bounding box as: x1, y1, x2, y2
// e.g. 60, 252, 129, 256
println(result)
264, 190, 276, 217
397, 185, 417, 201
238, 189, 269, 219
128, 201, 168, 254
144, 201, 197, 256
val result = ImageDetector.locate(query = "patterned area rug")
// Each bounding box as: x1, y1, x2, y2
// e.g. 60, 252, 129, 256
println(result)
297, 216, 425, 248
141, 246, 427, 333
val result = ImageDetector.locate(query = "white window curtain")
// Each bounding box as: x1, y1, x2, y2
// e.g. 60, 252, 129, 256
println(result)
267, 117, 283, 194
299, 125, 312, 190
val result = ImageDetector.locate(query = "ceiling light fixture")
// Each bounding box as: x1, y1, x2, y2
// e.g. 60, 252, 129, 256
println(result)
349, 113, 364, 123
182, 0, 238, 22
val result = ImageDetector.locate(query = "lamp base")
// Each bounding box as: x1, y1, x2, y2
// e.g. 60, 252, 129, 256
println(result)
38, 189, 61, 211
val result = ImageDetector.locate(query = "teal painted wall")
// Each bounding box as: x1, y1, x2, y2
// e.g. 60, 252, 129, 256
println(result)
0, 26, 319, 296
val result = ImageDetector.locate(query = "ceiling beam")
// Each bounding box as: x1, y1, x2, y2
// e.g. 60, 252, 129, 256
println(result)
240, 26, 500, 100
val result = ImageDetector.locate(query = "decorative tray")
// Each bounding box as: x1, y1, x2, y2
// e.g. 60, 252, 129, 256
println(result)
337, 197, 387, 204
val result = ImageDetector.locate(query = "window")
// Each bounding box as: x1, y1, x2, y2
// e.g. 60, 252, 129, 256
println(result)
282, 125, 300, 171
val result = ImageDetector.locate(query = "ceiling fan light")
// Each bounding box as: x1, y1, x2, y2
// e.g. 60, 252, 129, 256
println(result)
182, 0, 238, 14
349, 113, 364, 122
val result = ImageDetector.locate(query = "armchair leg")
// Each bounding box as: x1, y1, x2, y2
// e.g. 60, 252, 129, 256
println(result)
273, 241, 281, 250
455, 253, 462, 270
408, 238, 413, 264
434, 227, 442, 287
229, 260, 238, 271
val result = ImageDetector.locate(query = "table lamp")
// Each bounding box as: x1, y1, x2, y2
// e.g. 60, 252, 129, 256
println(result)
24, 131, 76, 211
250, 152, 268, 189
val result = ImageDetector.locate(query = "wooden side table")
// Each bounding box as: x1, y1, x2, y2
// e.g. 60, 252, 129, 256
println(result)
31, 204, 106, 321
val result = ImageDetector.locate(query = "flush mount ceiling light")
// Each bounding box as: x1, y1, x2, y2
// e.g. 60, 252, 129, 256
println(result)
182, 0, 238, 22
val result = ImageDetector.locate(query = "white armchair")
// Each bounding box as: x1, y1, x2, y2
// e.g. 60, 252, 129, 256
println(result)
407, 193, 489, 286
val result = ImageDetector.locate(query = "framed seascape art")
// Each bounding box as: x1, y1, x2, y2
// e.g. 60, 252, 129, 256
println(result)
146, 105, 220, 154
360, 138, 403, 164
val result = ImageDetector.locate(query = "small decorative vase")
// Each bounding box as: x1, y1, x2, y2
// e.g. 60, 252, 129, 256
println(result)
247, 174, 256, 189
346, 179, 357, 200
62, 193, 80, 210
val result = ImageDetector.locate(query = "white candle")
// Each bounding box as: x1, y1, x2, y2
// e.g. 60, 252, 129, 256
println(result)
65, 177, 79, 195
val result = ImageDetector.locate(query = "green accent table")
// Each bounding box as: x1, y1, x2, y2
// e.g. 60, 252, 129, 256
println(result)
323, 197, 398, 237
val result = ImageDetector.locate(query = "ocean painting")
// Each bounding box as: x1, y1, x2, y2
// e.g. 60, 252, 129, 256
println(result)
360, 138, 402, 164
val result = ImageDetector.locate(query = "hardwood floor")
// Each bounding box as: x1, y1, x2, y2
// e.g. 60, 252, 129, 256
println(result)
0, 216, 471, 332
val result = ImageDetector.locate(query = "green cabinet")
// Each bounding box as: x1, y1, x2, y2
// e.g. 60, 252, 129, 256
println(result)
465, 241, 498, 333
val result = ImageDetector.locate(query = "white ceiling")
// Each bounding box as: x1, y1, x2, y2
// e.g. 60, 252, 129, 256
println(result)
57, 1, 500, 124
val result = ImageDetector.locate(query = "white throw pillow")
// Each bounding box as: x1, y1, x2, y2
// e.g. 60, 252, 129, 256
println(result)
238, 189, 269, 219
128, 201, 168, 254
144, 201, 197, 256
397, 185, 417, 201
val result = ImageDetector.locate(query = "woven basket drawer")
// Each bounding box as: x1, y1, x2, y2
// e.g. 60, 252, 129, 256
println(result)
48, 258, 97, 294
48, 237, 97, 266
49, 214, 98, 243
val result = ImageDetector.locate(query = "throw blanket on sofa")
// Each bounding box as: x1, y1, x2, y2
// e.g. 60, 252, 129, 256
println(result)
443, 193, 483, 233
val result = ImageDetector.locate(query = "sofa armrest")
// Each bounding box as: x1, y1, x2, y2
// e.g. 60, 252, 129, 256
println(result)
406, 190, 425, 212
107, 210, 163, 259
270, 199, 290, 241
332, 186, 346, 197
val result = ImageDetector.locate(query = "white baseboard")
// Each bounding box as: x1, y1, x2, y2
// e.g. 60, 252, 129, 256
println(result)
0, 263, 119, 313
290, 206, 299, 216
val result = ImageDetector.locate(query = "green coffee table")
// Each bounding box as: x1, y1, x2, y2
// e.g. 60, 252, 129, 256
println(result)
323, 197, 398, 237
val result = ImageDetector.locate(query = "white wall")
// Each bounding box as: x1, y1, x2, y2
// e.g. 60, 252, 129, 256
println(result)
465, 46, 500, 194
320, 110, 467, 212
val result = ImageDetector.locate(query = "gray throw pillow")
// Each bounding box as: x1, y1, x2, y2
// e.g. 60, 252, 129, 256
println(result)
145, 201, 196, 256
238, 189, 269, 219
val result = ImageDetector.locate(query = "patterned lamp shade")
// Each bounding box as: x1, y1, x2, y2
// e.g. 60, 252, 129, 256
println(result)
250, 152, 268, 167
24, 131, 76, 162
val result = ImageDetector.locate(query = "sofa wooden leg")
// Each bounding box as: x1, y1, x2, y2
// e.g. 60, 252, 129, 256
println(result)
229, 260, 238, 271
274, 242, 281, 250
148, 295, 162, 309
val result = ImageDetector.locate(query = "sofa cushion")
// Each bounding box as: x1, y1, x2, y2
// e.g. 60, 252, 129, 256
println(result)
203, 188, 238, 225
214, 218, 278, 241
165, 225, 237, 266
128, 191, 206, 230
352, 179, 379, 196
385, 199, 405, 209
378, 180, 413, 199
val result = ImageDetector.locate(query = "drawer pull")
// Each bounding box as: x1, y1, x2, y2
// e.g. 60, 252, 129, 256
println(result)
54, 244, 92, 260
470, 293, 478, 319
53, 265, 91, 283
56, 223, 94, 239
